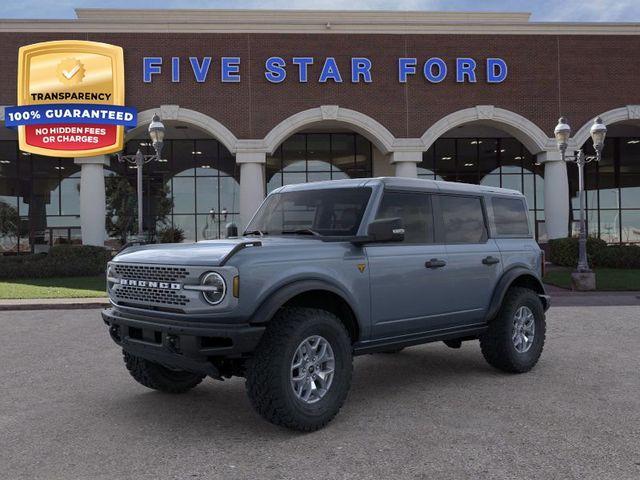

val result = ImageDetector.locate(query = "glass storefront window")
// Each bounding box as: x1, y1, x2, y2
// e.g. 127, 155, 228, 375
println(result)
569, 136, 640, 244
621, 210, 640, 243
266, 133, 372, 193
423, 136, 544, 241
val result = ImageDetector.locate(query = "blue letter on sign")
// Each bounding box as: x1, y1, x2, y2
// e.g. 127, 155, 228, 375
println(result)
190, 57, 211, 83
424, 58, 447, 83
292, 57, 313, 82
143, 57, 162, 83
221, 57, 241, 83
351, 58, 372, 83
265, 57, 287, 83
319, 57, 342, 83
487, 58, 508, 83
398, 58, 417, 83
456, 58, 477, 83
171, 57, 180, 83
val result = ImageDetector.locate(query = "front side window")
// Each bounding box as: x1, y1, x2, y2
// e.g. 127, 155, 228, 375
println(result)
440, 195, 487, 244
245, 187, 372, 237
492, 197, 530, 236
375, 191, 433, 243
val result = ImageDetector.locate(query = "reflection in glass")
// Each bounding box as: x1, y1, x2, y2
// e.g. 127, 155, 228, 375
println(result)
266, 133, 372, 193
621, 210, 640, 243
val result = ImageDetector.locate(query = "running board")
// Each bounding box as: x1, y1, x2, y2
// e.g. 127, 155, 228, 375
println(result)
352, 324, 487, 355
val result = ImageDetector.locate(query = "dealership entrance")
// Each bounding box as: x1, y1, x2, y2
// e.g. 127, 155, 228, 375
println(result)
3, 103, 640, 252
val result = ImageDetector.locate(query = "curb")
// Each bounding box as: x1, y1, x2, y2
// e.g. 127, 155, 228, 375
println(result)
0, 298, 109, 311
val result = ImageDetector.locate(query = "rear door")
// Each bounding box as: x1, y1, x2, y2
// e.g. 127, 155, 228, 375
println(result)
366, 190, 453, 338
435, 194, 503, 325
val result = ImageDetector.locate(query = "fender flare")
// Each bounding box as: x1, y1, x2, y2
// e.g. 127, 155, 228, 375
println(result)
249, 279, 360, 328
485, 267, 548, 322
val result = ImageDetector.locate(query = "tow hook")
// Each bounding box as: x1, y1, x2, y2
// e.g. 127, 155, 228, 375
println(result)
109, 325, 121, 342
166, 334, 180, 353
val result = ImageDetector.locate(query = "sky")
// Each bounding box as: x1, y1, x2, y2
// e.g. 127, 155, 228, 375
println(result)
0, 0, 639, 22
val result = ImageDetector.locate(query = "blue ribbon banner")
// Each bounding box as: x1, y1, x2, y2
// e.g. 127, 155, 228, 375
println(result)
4, 104, 137, 128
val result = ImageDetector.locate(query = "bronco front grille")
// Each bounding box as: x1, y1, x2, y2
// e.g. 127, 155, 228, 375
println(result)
114, 285, 189, 307
113, 264, 190, 282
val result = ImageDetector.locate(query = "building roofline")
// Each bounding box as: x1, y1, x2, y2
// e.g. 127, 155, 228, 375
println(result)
0, 9, 639, 35
73, 9, 533, 24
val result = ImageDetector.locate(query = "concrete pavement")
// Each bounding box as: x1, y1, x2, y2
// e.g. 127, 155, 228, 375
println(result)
0, 306, 639, 480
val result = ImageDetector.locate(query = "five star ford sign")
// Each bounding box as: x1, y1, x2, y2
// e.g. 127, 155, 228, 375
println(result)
4, 40, 137, 157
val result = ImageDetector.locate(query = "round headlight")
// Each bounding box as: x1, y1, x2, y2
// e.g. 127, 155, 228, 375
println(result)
201, 272, 226, 305
107, 265, 116, 290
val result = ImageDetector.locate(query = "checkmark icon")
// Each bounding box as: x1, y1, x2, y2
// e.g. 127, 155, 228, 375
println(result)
62, 64, 80, 79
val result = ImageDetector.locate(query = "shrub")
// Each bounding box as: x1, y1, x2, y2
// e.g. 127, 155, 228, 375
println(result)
0, 245, 112, 279
157, 226, 185, 244
549, 236, 640, 269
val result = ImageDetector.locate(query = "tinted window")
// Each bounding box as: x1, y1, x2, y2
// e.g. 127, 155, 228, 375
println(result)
376, 191, 433, 243
246, 187, 371, 236
492, 197, 530, 236
440, 195, 487, 244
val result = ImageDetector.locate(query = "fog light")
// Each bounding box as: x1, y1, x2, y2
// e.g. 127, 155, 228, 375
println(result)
201, 272, 226, 305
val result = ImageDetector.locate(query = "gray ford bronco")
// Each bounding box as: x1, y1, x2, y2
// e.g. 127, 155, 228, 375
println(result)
102, 177, 550, 431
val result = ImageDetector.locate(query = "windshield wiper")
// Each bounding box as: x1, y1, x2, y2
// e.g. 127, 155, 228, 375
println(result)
243, 230, 266, 237
281, 228, 321, 237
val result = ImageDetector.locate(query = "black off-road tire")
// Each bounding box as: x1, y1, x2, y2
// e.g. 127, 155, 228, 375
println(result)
245, 307, 353, 432
123, 351, 205, 393
480, 287, 546, 373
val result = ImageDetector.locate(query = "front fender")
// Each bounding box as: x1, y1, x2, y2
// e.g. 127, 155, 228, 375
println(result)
248, 278, 361, 327
485, 267, 548, 322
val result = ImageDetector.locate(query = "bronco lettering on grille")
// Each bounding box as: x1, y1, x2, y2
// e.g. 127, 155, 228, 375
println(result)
119, 279, 181, 290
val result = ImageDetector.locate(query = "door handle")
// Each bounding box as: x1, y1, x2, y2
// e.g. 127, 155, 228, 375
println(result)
482, 256, 500, 265
425, 258, 447, 269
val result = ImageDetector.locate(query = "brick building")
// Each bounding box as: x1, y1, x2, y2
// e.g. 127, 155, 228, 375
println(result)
1, 9, 639, 251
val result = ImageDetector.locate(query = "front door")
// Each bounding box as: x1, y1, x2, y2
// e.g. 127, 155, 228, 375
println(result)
366, 191, 454, 339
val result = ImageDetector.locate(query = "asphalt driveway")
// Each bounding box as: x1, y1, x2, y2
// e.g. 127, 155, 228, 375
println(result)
1, 306, 638, 480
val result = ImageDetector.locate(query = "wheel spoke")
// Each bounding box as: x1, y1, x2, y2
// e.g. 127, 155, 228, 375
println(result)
511, 306, 536, 353
290, 335, 336, 404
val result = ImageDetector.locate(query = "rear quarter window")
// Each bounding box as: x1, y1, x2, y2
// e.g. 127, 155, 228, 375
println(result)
491, 197, 531, 236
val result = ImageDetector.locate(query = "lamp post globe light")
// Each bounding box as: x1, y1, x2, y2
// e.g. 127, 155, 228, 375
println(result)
553, 116, 607, 291
117, 113, 166, 242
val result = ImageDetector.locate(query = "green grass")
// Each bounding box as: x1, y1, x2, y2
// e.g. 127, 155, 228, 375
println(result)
544, 268, 640, 291
0, 275, 107, 299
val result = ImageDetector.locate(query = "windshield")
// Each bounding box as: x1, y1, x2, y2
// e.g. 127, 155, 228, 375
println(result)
245, 187, 372, 237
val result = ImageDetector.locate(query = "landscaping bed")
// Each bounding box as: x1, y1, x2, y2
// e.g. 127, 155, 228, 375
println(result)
544, 267, 640, 291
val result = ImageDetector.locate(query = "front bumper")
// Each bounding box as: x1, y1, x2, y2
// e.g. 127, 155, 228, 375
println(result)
102, 307, 265, 377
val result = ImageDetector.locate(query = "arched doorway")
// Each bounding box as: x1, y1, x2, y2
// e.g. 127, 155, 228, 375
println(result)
113, 121, 240, 244
262, 106, 395, 194
418, 123, 546, 242
570, 121, 640, 244
0, 125, 84, 253
266, 129, 374, 193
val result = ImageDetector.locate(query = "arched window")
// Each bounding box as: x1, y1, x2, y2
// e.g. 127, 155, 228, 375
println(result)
113, 138, 240, 243
419, 136, 545, 241
266, 133, 373, 193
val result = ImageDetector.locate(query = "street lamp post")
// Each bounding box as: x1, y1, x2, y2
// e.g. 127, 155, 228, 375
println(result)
553, 116, 607, 288
117, 114, 166, 238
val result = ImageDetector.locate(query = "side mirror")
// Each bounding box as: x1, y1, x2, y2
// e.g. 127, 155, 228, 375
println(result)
366, 217, 405, 243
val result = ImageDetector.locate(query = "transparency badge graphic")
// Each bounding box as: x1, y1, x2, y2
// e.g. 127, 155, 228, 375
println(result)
5, 40, 136, 157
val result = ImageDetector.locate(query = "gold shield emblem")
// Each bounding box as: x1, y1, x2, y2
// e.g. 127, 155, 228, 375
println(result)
16, 40, 125, 157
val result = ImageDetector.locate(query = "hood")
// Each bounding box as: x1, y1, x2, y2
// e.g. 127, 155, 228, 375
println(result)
112, 236, 324, 266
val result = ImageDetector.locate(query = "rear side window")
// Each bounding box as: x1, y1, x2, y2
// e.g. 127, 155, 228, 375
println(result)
440, 195, 487, 244
492, 197, 530, 236
376, 191, 433, 243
